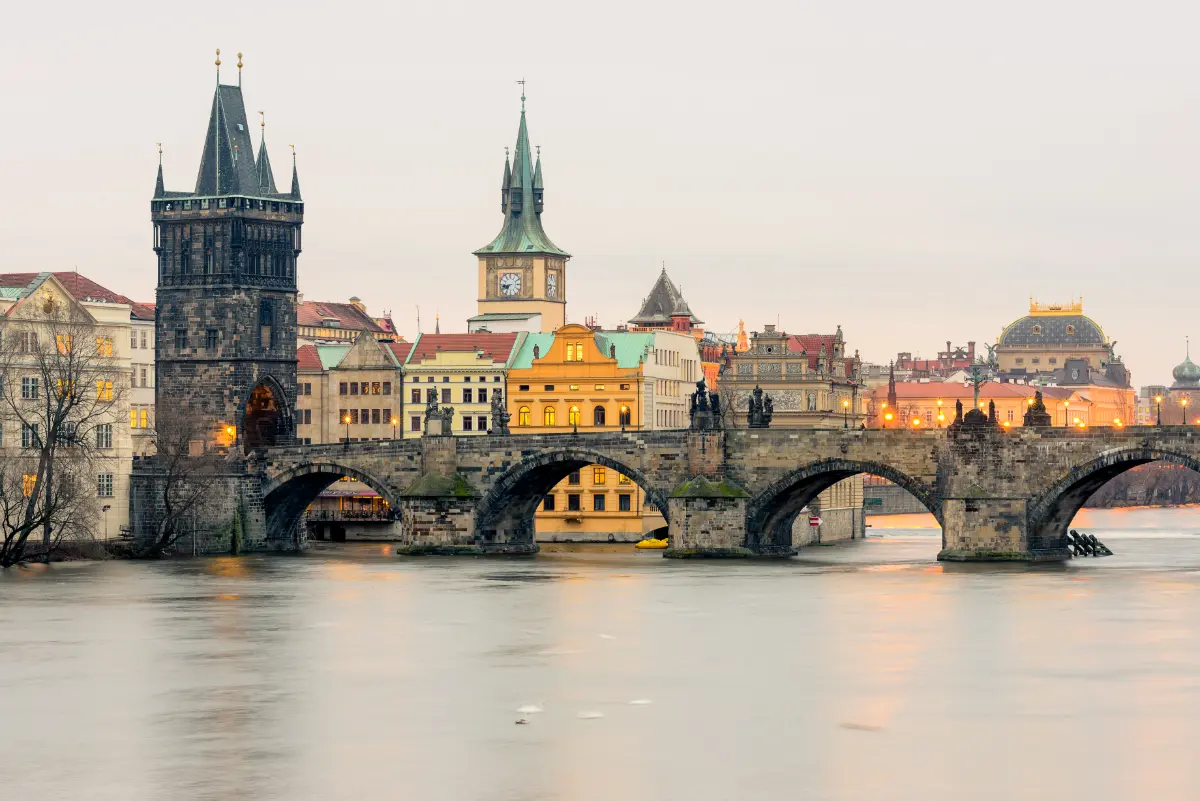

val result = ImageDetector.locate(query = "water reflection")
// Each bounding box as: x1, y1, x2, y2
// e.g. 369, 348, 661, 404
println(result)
1, 508, 1200, 799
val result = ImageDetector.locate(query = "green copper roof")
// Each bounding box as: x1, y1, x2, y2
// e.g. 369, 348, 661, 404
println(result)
474, 100, 569, 258
509, 332, 652, 369
316, 344, 351, 369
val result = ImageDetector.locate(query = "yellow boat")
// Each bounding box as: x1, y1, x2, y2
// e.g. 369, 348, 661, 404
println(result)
635, 538, 668, 550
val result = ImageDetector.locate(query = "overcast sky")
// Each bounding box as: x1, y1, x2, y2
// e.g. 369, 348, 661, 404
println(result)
1, 0, 1197, 384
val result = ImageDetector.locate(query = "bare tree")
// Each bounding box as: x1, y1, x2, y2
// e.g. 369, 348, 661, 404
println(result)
139, 404, 223, 557
0, 298, 125, 566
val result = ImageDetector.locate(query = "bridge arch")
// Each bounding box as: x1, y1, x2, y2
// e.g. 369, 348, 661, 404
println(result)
474, 447, 669, 546
1027, 446, 1200, 550
262, 461, 400, 544
747, 458, 941, 550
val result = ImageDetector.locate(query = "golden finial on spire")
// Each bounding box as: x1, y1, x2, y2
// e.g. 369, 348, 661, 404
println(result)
237, 52, 244, 86
237, 52, 243, 69
215, 48, 221, 66
259, 110, 265, 129
156, 142, 162, 164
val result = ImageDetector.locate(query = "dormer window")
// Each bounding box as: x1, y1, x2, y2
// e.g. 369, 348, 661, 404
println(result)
1065, 325, 1076, 336
1032, 324, 1042, 335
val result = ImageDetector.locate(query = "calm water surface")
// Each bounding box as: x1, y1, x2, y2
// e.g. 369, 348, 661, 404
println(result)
4, 508, 1200, 801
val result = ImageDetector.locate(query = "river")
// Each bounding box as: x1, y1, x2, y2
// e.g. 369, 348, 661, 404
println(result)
3, 507, 1200, 800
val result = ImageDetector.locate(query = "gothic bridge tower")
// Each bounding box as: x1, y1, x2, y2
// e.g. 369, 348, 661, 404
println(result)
472, 90, 570, 333
151, 51, 303, 452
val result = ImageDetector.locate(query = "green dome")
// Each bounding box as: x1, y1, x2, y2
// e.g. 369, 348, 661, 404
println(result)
1172, 355, 1200, 388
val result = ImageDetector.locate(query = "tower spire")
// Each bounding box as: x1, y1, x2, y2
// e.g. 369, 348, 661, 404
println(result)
154, 143, 165, 198
255, 110, 278, 193
215, 48, 221, 83
289, 145, 301, 199
237, 52, 243, 87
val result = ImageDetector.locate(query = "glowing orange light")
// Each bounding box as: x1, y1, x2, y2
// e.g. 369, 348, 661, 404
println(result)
937, 413, 945, 421
343, 415, 351, 424
884, 412, 894, 421
1003, 421, 1011, 428
936, 399, 943, 407
911, 418, 921, 427
391, 417, 399, 426
1027, 398, 1034, 406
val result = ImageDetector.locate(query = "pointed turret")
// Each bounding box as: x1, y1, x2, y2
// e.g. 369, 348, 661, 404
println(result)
501, 150, 512, 213
474, 94, 568, 257
194, 82, 258, 196
154, 149, 165, 198
887, 361, 898, 413
290, 148, 302, 199
628, 268, 703, 329
254, 114, 279, 194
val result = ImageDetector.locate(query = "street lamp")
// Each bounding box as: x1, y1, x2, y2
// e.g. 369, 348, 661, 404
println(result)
911, 417, 921, 428
842, 398, 850, 429
1156, 395, 1163, 427
343, 414, 351, 445
391, 416, 399, 440
1182, 396, 1189, 425
936, 399, 944, 428
1063, 400, 1070, 428
884, 412, 894, 428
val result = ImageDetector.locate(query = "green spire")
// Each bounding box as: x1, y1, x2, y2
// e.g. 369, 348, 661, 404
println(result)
474, 93, 568, 257
501, 148, 511, 212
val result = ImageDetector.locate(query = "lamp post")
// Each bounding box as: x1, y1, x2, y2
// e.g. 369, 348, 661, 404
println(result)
1183, 396, 1190, 425
343, 414, 351, 445
842, 398, 850, 429
391, 416, 399, 440
881, 401, 888, 429
1156, 395, 1162, 427
936, 398, 944, 428
1063, 400, 1070, 428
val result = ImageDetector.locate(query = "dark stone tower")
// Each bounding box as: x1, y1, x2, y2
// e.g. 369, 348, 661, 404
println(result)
151, 54, 302, 452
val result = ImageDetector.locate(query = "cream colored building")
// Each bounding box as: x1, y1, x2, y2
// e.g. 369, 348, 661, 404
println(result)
128, 302, 156, 457
295, 334, 409, 445
0, 272, 134, 542
402, 333, 524, 436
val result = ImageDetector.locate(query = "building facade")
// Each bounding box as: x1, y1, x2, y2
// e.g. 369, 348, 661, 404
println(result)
151, 64, 302, 452
129, 302, 156, 457
297, 296, 399, 345
402, 333, 523, 436
472, 94, 569, 334
994, 299, 1115, 377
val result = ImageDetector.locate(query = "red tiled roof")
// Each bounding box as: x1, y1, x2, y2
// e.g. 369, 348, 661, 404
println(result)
130, 302, 155, 321
0, 272, 134, 306
297, 344, 324, 371
385, 341, 413, 363
297, 300, 384, 333
408, 333, 519, 363
788, 334, 840, 369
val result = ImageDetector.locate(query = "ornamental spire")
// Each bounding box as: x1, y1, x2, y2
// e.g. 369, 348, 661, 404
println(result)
154, 143, 164, 198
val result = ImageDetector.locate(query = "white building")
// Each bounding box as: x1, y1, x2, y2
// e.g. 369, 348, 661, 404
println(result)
129, 303, 156, 457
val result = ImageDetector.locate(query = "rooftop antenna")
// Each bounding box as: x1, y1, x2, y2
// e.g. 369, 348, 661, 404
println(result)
237, 52, 243, 87
416, 305, 421, 334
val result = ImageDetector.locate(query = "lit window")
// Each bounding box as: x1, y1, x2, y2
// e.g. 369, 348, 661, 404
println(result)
130, 409, 138, 428
544, 406, 556, 426
618, 473, 631, 485
139, 409, 149, 428
96, 380, 113, 401
568, 406, 581, 426
594, 384, 605, 391
619, 406, 631, 426
95, 336, 113, 357
56, 334, 72, 355
569, 384, 580, 391
519, 406, 531, 426
22, 474, 36, 497
593, 467, 606, 484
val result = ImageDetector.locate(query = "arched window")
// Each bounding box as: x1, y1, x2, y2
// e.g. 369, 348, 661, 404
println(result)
544, 406, 556, 426
569, 406, 581, 426
518, 406, 530, 427
593, 406, 606, 426
619, 405, 631, 426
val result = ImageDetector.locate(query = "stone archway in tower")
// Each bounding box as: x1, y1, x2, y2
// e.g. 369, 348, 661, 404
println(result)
243, 377, 293, 453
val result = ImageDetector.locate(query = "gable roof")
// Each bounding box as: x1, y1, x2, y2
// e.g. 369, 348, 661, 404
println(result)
297, 300, 386, 333
385, 341, 413, 364
297, 344, 324, 371
406, 332, 521, 364
629, 268, 702, 326
0, 272, 133, 306
130, 302, 155, 321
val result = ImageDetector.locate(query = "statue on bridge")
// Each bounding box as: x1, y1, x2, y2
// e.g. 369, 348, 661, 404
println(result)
489, 389, 511, 435
1023, 390, 1052, 427
747, 385, 773, 428
689, 378, 722, 430
423, 392, 455, 437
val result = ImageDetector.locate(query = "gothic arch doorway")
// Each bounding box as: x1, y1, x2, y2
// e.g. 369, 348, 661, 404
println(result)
243, 377, 293, 452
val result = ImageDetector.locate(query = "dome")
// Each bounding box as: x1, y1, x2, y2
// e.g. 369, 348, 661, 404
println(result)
997, 314, 1106, 347
1172, 356, 1200, 388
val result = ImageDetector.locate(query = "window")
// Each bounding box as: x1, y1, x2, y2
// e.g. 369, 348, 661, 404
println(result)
594, 406, 606, 426
411, 388, 421, 403
618, 473, 631, 485
441, 388, 451, 404
56, 334, 72, 355
519, 385, 530, 391
22, 377, 38, 400
140, 330, 148, 349
593, 467, 606, 484
544, 406, 556, 426
593, 494, 606, 512
411, 416, 421, 431
350, 409, 359, 424
371, 409, 381, 424
620, 383, 631, 391
1032, 358, 1041, 365
97, 473, 114, 498
383, 382, 391, 395
95, 336, 113, 357
566, 342, 584, 362
442, 377, 449, 383
567, 493, 581, 511
20, 332, 38, 353
544, 385, 554, 391
569, 384, 580, 391
303, 409, 312, 425
140, 409, 149, 428
519, 406, 531, 426
1049, 357, 1058, 365
619, 493, 631, 512
371, 382, 381, 395
478, 388, 487, 403
130, 409, 138, 428
568, 406, 581, 426
477, 415, 487, 431
350, 383, 359, 396
303, 383, 311, 396
95, 380, 113, 401
361, 409, 370, 424
141, 368, 148, 387
494, 376, 500, 382
22, 474, 36, 497
594, 385, 605, 391
542, 495, 555, 511
206, 329, 218, 350
21, 423, 38, 449
463, 416, 473, 431
619, 406, 631, 426
1016, 358, 1025, 365
131, 330, 137, 350
340, 382, 349, 395
1007, 409, 1015, 422
463, 388, 473, 403
568, 471, 581, 485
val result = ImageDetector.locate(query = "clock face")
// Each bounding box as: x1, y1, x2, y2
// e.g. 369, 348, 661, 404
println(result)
546, 272, 558, 298
499, 272, 521, 297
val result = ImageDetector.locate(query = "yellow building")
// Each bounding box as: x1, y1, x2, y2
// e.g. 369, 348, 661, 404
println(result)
401, 332, 524, 435
472, 94, 569, 334
507, 323, 701, 541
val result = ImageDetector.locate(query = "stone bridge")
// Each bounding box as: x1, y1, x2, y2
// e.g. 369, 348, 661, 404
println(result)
176, 426, 1200, 561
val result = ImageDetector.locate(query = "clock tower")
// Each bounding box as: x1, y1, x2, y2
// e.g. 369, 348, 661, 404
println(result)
472, 92, 569, 333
